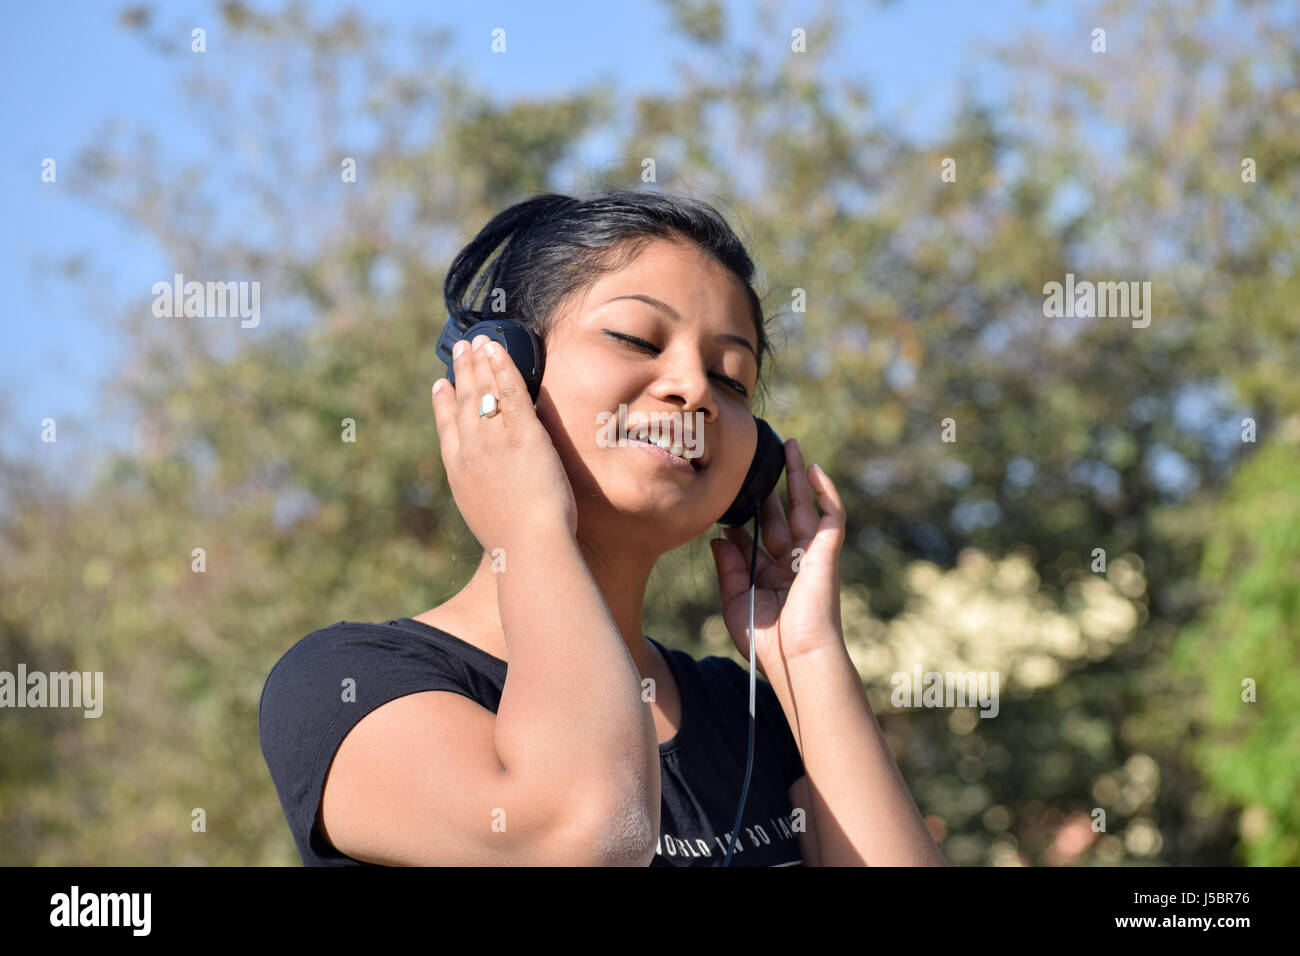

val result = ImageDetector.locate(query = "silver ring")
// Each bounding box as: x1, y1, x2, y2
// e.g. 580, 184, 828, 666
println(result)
478, 393, 501, 419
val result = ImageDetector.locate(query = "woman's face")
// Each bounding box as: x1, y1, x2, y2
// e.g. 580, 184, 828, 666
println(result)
535, 237, 762, 547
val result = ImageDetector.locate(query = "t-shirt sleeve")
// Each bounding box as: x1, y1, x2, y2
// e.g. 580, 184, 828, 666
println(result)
257, 625, 476, 865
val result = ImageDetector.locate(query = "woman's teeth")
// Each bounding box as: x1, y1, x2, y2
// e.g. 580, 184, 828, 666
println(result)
634, 431, 687, 459
651, 437, 687, 459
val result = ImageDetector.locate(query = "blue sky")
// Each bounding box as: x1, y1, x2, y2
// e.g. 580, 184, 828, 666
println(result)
1, 0, 1081, 480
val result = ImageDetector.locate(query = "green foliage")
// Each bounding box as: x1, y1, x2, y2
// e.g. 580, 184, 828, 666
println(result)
1172, 438, 1300, 865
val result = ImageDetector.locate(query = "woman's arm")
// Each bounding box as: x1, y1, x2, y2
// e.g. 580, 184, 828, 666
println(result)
788, 775, 822, 866
495, 523, 662, 862
767, 638, 949, 867
712, 443, 946, 866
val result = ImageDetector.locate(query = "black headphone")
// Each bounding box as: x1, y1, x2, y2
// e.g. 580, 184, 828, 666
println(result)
437, 308, 786, 866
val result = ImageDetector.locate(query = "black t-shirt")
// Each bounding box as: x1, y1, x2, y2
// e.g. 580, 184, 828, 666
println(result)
258, 617, 807, 866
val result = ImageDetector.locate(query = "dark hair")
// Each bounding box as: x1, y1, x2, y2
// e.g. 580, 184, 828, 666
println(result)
443, 189, 776, 407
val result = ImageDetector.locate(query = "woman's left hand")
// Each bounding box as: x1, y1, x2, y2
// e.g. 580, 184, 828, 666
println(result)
709, 438, 847, 678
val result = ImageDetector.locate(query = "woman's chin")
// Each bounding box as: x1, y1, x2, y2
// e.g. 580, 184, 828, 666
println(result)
603, 491, 716, 529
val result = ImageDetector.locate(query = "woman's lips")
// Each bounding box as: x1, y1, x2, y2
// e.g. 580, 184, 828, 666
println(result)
631, 439, 699, 473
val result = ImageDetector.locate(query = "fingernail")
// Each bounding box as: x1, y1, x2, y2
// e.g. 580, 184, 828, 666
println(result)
432, 379, 445, 396
812, 463, 825, 480
453, 340, 468, 358
472, 335, 486, 351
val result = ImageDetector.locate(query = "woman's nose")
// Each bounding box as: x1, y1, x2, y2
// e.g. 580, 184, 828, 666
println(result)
655, 367, 714, 416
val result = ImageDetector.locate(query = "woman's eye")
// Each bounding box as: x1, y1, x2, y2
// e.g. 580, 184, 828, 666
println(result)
611, 332, 658, 354
607, 332, 749, 397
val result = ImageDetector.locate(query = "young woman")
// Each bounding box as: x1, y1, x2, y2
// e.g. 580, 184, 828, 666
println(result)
259, 190, 947, 867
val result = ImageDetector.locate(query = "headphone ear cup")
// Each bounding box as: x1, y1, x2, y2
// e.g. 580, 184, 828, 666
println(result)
718, 418, 785, 527
438, 317, 546, 405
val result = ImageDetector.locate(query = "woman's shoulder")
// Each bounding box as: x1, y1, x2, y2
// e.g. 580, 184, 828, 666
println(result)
257, 617, 488, 775
262, 619, 393, 686
259, 618, 479, 719
257, 617, 490, 866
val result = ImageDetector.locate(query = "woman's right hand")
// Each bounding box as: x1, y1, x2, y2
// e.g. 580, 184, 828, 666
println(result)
431, 334, 579, 548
